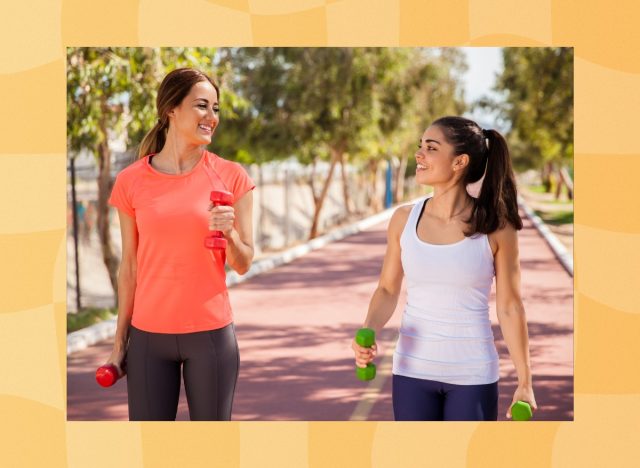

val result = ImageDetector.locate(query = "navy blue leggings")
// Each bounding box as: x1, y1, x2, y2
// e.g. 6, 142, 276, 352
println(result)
392, 374, 498, 421
126, 323, 239, 421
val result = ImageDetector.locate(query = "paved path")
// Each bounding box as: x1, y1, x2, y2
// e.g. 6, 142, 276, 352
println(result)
67, 207, 573, 421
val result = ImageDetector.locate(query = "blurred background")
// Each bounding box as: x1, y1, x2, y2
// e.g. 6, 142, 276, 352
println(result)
66, 46, 573, 334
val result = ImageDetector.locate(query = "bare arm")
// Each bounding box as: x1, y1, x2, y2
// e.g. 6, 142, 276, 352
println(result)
353, 206, 409, 367
362, 206, 408, 333
209, 190, 254, 275
225, 190, 254, 274
493, 224, 537, 416
105, 209, 138, 371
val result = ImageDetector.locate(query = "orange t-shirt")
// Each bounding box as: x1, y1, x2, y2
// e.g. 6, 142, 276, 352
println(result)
108, 150, 255, 333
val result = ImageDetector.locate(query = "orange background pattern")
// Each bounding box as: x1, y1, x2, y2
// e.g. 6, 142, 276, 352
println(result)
1, 0, 639, 466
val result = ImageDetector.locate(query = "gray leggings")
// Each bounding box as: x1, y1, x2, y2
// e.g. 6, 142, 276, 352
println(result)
125, 323, 239, 421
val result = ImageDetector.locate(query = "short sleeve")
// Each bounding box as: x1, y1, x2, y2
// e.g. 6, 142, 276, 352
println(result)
233, 163, 256, 200
108, 172, 135, 218
229, 162, 255, 202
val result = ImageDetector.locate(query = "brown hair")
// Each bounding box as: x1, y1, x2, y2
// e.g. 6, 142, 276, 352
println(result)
432, 116, 523, 235
137, 68, 220, 159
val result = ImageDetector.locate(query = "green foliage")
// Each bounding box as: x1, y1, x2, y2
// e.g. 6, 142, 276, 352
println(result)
482, 48, 573, 172
214, 48, 467, 168
534, 209, 574, 226
529, 184, 548, 194
67, 47, 247, 159
371, 48, 467, 161
213, 48, 297, 163
68, 47, 468, 168
67, 307, 117, 333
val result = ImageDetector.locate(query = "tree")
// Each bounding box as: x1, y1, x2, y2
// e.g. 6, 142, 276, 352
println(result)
373, 48, 467, 204
211, 48, 300, 247
284, 48, 372, 236
287, 48, 467, 236
481, 48, 573, 198
67, 47, 226, 301
215, 48, 468, 238
217, 48, 384, 239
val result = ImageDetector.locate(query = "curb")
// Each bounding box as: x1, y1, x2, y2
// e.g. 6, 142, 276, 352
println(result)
518, 194, 574, 277
225, 200, 411, 287
67, 200, 417, 355
67, 195, 573, 354
67, 318, 118, 355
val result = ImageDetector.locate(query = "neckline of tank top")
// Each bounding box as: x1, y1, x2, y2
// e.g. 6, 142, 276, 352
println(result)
413, 197, 484, 248
144, 150, 214, 178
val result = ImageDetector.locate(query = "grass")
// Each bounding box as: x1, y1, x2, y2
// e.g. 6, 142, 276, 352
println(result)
67, 307, 117, 334
534, 209, 574, 226
549, 198, 573, 206
526, 185, 573, 204
528, 184, 548, 194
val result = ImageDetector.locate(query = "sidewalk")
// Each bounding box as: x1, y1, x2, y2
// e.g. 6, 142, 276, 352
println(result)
67, 205, 573, 421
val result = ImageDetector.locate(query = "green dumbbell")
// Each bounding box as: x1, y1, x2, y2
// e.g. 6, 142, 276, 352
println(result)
511, 401, 533, 421
355, 328, 376, 381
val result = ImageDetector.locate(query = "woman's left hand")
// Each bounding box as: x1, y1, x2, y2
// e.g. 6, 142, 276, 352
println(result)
506, 384, 538, 419
208, 202, 235, 237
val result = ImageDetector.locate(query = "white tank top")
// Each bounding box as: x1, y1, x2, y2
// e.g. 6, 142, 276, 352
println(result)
392, 197, 500, 385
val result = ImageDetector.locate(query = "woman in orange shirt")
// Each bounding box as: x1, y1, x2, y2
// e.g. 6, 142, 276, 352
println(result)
103, 68, 255, 420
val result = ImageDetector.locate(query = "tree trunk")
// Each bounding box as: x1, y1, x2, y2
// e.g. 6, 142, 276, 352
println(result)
554, 171, 564, 200
95, 127, 119, 301
308, 150, 339, 239
541, 161, 553, 193
367, 159, 382, 213
338, 151, 353, 216
94, 98, 124, 302
559, 165, 574, 200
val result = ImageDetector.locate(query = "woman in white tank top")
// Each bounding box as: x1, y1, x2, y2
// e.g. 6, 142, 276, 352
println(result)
352, 116, 538, 421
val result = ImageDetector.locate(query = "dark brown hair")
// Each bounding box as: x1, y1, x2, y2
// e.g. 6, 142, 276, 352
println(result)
432, 116, 523, 234
138, 68, 220, 159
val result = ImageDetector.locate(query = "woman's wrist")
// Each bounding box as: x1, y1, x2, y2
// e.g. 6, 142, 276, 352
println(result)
223, 227, 240, 243
362, 322, 381, 334
113, 334, 128, 352
113, 342, 126, 352
517, 373, 533, 387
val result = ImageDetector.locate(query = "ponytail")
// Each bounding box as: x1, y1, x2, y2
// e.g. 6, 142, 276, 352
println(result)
471, 129, 523, 234
431, 116, 523, 236
137, 119, 167, 159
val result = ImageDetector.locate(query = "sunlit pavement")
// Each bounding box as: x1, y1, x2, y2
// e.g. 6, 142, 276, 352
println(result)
67, 207, 573, 421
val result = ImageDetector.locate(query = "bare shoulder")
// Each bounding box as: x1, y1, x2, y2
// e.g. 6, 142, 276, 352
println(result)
489, 222, 519, 254
388, 204, 413, 238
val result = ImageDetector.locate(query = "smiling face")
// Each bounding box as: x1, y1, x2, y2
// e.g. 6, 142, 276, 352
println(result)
415, 125, 468, 186
167, 80, 219, 146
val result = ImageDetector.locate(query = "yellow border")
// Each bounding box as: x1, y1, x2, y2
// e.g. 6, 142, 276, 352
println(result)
1, 0, 639, 466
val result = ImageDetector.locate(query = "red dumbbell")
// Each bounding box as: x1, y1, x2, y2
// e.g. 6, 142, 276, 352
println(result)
204, 190, 234, 250
96, 361, 126, 388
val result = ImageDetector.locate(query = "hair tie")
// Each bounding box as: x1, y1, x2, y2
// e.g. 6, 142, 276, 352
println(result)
482, 129, 490, 150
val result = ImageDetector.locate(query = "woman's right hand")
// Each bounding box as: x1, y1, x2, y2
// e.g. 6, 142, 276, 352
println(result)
104, 347, 127, 377
351, 339, 378, 368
